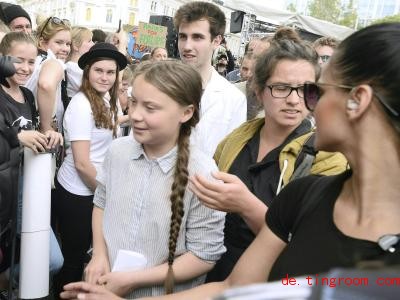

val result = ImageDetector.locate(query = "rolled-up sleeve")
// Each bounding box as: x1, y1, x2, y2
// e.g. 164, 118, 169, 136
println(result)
185, 195, 226, 263
185, 148, 227, 263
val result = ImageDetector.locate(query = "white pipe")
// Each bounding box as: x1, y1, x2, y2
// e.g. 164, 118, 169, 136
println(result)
19, 148, 52, 299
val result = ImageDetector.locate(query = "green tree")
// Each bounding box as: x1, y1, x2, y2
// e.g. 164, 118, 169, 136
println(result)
371, 13, 400, 25
308, 0, 341, 24
287, 3, 297, 13
338, 0, 358, 29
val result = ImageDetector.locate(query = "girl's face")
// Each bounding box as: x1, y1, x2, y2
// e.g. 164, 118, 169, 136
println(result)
78, 35, 94, 56
6, 41, 37, 86
88, 59, 117, 96
152, 48, 168, 61
257, 59, 315, 130
129, 74, 194, 158
42, 30, 71, 61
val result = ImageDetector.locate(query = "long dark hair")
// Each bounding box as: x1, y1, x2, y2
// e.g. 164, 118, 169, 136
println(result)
81, 57, 119, 137
330, 22, 400, 132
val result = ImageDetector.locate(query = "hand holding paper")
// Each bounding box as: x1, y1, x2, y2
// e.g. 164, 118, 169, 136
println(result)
112, 250, 147, 272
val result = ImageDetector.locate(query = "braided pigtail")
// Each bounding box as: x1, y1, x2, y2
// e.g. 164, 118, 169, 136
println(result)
164, 128, 191, 294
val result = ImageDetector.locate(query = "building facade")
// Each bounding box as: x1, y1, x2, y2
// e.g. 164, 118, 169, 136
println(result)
357, 0, 400, 27
16, 0, 243, 56
16, 0, 236, 31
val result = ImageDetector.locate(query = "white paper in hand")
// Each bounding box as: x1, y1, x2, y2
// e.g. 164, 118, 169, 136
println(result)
112, 250, 147, 272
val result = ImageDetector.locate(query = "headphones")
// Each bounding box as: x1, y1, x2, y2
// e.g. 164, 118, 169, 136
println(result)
346, 99, 359, 110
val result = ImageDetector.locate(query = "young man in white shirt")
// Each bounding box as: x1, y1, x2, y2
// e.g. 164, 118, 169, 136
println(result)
174, 1, 247, 157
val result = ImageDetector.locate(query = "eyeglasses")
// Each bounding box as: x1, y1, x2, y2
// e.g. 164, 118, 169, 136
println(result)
318, 55, 331, 63
266, 84, 306, 99
39, 17, 71, 38
303, 82, 399, 117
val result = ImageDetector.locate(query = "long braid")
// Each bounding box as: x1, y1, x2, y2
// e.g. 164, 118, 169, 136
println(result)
164, 126, 191, 294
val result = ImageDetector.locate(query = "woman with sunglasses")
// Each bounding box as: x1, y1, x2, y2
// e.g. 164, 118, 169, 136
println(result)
60, 35, 347, 300
25, 16, 71, 136
192, 37, 346, 284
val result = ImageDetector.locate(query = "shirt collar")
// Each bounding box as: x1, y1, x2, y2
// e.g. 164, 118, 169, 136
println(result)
130, 140, 177, 174
204, 69, 224, 92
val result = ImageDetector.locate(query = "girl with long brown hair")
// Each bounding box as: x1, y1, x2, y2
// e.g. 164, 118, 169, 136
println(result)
53, 42, 127, 295
72, 60, 226, 299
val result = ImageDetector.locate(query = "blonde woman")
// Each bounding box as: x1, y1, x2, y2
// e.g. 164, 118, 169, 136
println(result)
66, 26, 94, 98
25, 16, 71, 139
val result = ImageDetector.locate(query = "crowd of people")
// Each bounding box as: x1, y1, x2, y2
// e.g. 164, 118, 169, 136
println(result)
0, 1, 399, 300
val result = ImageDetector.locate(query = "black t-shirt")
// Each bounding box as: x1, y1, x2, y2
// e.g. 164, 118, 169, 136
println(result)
0, 85, 36, 131
266, 170, 400, 281
224, 120, 312, 250
205, 120, 312, 282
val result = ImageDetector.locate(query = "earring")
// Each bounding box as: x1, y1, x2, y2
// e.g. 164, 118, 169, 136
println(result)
346, 99, 359, 110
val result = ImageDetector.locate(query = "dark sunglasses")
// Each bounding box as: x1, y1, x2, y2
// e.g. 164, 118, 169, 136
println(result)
303, 83, 353, 111
318, 55, 331, 63
39, 17, 71, 38
303, 83, 399, 117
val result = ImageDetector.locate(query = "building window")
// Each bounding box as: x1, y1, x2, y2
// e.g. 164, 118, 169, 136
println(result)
86, 8, 92, 21
151, 1, 157, 12
106, 9, 113, 23
129, 13, 135, 25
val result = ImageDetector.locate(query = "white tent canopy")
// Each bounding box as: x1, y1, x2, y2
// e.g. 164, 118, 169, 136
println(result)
223, 0, 354, 40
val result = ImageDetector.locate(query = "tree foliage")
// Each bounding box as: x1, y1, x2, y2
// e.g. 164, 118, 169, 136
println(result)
371, 13, 400, 25
308, 0, 358, 29
308, 0, 341, 23
287, 3, 297, 13
338, 0, 358, 29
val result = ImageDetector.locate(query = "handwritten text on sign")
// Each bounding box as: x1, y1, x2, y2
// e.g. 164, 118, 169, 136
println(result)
137, 22, 167, 48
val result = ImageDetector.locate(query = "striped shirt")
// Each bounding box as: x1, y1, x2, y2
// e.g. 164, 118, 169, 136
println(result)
94, 136, 226, 298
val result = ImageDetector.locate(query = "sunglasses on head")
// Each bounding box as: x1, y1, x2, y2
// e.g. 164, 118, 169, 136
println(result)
39, 17, 71, 38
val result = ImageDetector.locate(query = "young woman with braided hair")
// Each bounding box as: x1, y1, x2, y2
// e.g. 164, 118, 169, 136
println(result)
68, 60, 225, 299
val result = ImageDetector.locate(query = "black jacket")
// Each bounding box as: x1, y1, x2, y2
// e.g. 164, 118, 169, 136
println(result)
0, 93, 21, 270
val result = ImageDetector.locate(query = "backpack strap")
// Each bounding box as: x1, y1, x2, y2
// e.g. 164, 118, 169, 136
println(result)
290, 133, 317, 181
61, 70, 70, 110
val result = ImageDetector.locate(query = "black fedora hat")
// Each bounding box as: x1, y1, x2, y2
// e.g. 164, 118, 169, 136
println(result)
78, 42, 127, 70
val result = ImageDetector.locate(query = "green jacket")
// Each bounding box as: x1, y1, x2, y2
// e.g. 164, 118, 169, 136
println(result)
214, 118, 348, 191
